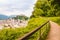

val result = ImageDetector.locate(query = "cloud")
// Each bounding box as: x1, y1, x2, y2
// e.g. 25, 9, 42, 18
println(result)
0, 0, 36, 17
0, 0, 8, 4
0, 5, 33, 17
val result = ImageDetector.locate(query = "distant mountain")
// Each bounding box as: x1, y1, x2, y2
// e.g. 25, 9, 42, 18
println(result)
0, 14, 9, 20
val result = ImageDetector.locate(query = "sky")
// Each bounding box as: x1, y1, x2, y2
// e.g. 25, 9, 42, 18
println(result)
0, 0, 37, 17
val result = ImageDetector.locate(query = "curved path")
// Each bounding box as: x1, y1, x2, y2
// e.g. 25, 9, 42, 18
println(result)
46, 21, 60, 40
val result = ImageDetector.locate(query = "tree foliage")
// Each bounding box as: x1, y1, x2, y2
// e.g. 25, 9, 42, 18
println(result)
31, 0, 60, 18
13, 15, 29, 20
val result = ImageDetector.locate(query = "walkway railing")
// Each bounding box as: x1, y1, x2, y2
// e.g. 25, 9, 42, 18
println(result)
18, 21, 50, 40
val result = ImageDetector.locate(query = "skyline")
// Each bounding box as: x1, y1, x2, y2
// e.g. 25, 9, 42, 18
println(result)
0, 0, 37, 17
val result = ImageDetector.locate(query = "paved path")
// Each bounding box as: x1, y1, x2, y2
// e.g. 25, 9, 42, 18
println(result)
46, 21, 60, 40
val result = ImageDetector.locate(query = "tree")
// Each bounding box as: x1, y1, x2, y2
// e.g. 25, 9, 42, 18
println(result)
13, 15, 29, 20
31, 0, 60, 18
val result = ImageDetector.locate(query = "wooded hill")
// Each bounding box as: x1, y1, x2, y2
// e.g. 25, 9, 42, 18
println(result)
31, 0, 60, 18
13, 15, 29, 20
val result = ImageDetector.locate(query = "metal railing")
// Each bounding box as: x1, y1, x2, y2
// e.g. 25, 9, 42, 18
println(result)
18, 21, 50, 40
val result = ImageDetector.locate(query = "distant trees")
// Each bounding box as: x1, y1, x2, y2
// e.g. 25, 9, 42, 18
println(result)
31, 0, 60, 18
13, 15, 29, 20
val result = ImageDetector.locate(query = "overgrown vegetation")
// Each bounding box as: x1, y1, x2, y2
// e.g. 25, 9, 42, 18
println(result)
41, 17, 60, 24
0, 17, 50, 40
0, 17, 60, 40
31, 0, 60, 18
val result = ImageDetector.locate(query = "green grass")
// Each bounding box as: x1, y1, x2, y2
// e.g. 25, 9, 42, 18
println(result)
24, 18, 50, 40
41, 17, 60, 24
0, 17, 50, 40
0, 17, 60, 40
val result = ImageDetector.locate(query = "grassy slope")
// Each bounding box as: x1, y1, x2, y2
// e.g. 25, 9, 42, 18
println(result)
0, 17, 48, 40
0, 17, 60, 40
42, 17, 60, 24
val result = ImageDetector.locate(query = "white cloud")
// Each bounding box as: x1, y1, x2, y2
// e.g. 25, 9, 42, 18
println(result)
0, 6, 33, 17
0, 0, 9, 4
0, 0, 37, 17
